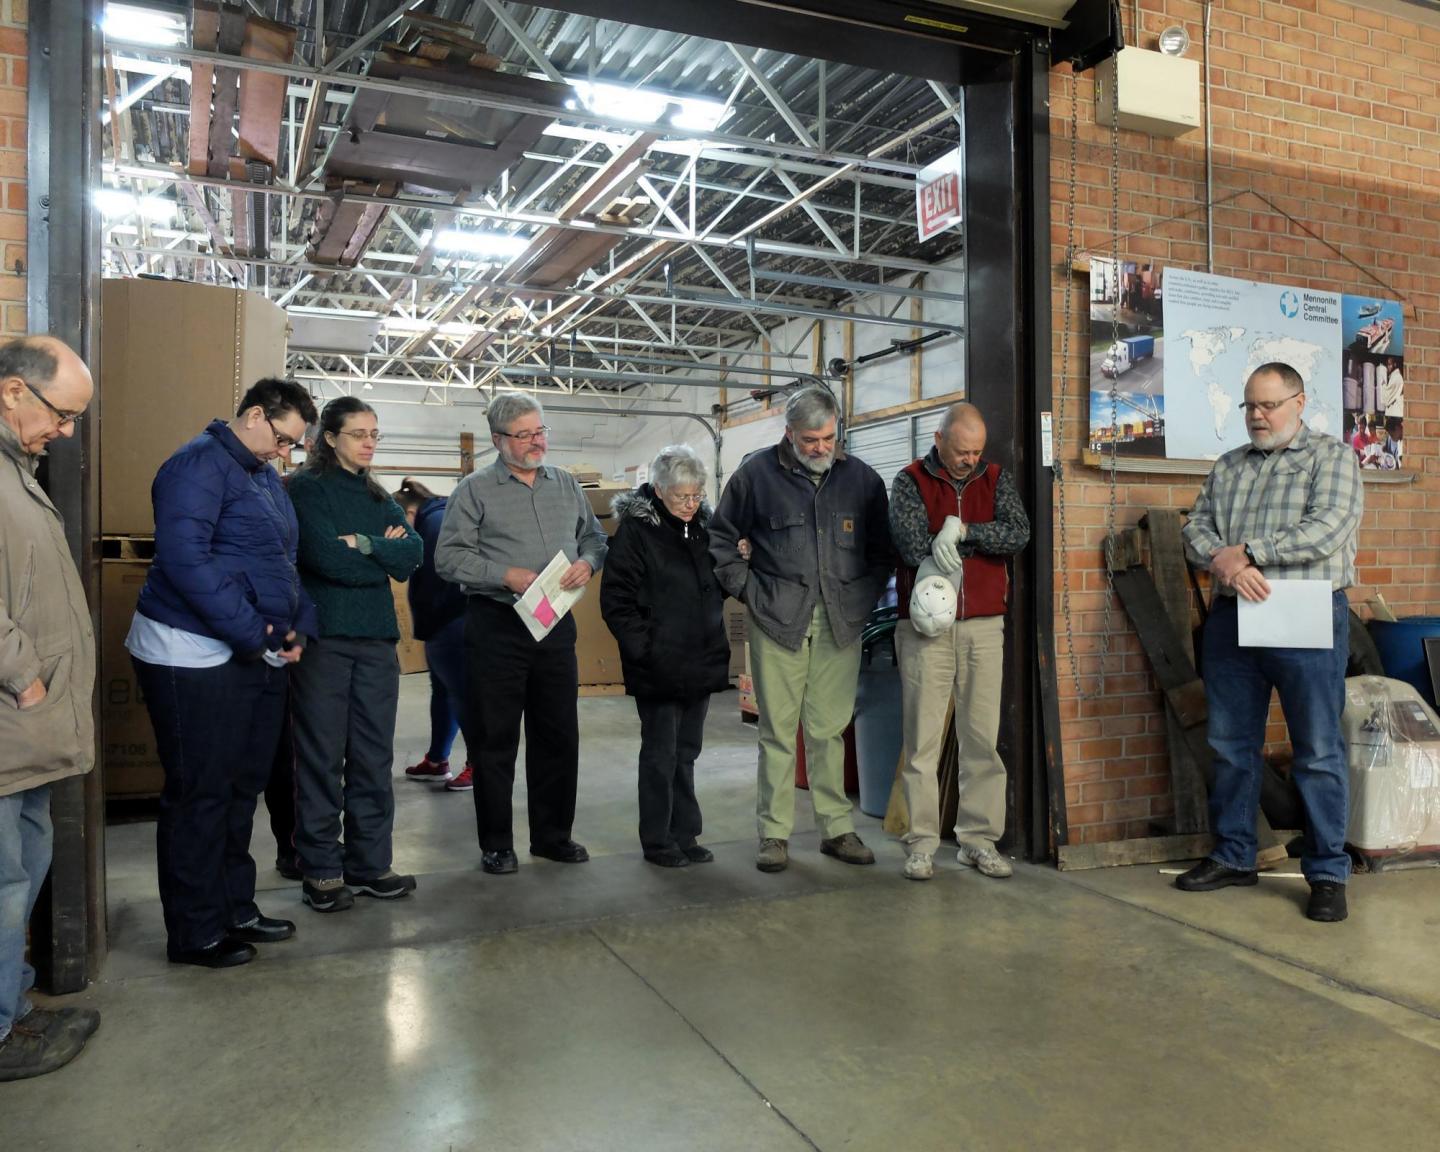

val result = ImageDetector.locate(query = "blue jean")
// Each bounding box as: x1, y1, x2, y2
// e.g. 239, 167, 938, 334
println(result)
0, 784, 52, 1043
1203, 592, 1351, 884
422, 617, 470, 764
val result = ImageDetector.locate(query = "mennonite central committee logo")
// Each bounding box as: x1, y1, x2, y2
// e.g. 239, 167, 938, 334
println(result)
1279, 290, 1300, 318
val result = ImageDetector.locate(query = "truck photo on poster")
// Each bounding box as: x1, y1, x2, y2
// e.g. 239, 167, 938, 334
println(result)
1088, 257, 1167, 459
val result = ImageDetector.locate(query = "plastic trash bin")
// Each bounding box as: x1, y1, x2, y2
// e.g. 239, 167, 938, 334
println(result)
854, 619, 903, 818
1368, 616, 1440, 708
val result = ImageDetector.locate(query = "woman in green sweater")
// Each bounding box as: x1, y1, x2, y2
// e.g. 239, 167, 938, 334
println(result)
287, 397, 423, 912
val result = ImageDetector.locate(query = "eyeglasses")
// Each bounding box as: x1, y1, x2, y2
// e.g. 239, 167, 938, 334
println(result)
22, 379, 84, 428
1238, 393, 1301, 414
267, 419, 300, 450
667, 492, 704, 507
499, 425, 550, 444
338, 429, 383, 442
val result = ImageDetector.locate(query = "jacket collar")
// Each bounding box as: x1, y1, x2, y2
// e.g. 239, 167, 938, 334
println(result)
204, 419, 264, 473
613, 483, 712, 530
0, 414, 37, 475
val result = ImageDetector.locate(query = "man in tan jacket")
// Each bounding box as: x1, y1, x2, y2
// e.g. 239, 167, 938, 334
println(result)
0, 336, 99, 1081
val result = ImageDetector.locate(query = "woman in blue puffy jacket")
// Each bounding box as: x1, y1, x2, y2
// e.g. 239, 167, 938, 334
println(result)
128, 378, 317, 970
393, 478, 476, 792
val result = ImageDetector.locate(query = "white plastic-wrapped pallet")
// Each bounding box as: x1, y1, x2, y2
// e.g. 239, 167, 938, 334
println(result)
1342, 675, 1440, 870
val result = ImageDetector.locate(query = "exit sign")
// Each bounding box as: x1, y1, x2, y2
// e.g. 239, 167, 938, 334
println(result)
915, 147, 962, 243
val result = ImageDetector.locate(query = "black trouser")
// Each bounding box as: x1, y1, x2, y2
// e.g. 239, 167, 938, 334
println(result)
133, 656, 288, 952
464, 596, 579, 854
635, 695, 709, 853
290, 637, 400, 881
266, 686, 297, 867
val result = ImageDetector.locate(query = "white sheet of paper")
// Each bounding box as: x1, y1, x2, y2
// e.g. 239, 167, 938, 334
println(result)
513, 551, 585, 642
1236, 579, 1334, 649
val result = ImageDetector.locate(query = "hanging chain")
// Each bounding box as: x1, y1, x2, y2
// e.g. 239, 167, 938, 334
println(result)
1054, 66, 1085, 700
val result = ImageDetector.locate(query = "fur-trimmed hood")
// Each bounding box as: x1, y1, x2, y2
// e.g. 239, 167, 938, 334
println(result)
611, 483, 713, 529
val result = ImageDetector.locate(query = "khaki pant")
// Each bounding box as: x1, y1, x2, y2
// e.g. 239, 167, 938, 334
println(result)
749, 604, 861, 841
896, 615, 1007, 856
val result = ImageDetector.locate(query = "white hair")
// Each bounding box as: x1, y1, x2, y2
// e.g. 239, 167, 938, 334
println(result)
784, 386, 839, 432
487, 391, 543, 436
651, 443, 707, 491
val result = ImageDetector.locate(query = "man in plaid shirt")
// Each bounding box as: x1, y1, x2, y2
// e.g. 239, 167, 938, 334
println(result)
1179, 361, 1363, 923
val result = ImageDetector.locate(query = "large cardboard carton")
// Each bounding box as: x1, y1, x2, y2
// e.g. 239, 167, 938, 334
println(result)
724, 599, 748, 679
391, 579, 428, 675
100, 561, 163, 796
575, 484, 629, 685
101, 279, 289, 535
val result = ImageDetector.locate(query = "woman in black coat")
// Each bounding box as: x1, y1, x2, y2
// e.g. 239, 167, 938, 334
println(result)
601, 445, 732, 867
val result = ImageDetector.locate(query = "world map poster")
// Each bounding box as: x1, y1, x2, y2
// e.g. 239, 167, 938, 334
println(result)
1158, 268, 1405, 470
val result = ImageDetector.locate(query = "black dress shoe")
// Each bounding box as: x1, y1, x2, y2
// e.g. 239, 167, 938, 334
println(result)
167, 936, 257, 969
1175, 858, 1259, 892
530, 839, 590, 863
229, 915, 296, 944
1306, 881, 1348, 922
680, 843, 714, 864
482, 849, 519, 875
643, 848, 689, 868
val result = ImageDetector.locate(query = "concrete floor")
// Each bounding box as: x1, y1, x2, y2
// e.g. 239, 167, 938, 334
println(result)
8, 676, 1440, 1150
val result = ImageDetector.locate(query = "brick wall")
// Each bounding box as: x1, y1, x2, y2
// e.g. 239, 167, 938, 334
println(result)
0, 0, 24, 338
1049, 0, 1440, 845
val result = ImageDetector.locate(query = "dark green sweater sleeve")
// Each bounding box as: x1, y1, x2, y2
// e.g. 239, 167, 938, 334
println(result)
362, 498, 424, 582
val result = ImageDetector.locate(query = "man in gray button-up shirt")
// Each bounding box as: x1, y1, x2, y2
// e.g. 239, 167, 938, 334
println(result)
436, 393, 607, 874
1177, 362, 1362, 924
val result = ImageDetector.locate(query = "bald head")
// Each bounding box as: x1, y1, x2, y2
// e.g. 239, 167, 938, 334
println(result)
0, 335, 94, 455
935, 401, 986, 480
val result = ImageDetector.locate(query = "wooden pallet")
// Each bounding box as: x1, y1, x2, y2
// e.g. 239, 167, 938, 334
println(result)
578, 682, 626, 697
101, 536, 156, 561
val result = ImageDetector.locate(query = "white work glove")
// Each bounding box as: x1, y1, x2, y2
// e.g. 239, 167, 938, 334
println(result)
931, 515, 966, 574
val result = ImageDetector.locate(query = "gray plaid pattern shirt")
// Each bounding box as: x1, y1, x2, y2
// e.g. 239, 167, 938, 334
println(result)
1182, 423, 1363, 593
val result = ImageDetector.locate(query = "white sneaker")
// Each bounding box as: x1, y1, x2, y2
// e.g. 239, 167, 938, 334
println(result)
903, 852, 934, 881
958, 843, 1013, 878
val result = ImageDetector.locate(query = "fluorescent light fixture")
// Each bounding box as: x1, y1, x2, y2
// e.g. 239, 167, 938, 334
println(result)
430, 229, 530, 260
94, 188, 176, 222
103, 2, 187, 47
569, 80, 731, 133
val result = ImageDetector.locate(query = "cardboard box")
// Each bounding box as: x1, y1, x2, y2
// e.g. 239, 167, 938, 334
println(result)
391, 579, 428, 675
100, 561, 164, 797
101, 279, 289, 535
571, 484, 631, 686
737, 672, 757, 716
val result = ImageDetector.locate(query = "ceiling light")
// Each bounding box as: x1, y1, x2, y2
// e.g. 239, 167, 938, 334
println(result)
103, 2, 187, 47
430, 230, 530, 260
1157, 25, 1191, 56
94, 188, 176, 222
569, 80, 731, 133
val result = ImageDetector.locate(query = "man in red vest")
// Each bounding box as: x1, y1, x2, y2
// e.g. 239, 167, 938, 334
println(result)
890, 402, 1030, 881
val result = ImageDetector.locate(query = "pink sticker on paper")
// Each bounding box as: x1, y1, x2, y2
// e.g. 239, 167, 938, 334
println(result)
532, 597, 557, 628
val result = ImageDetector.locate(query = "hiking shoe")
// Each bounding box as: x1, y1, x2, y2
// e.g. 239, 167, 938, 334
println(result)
345, 870, 417, 899
404, 757, 450, 781
644, 847, 689, 868
1306, 881, 1348, 923
903, 852, 934, 881
0, 1017, 91, 1083
820, 832, 876, 866
443, 764, 474, 792
958, 843, 1013, 878
302, 876, 355, 912
680, 843, 714, 864
755, 838, 789, 873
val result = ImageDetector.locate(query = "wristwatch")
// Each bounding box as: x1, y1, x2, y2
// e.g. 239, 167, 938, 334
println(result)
1242, 543, 1258, 566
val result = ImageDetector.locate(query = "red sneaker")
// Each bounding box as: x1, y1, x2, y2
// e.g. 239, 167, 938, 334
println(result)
404, 757, 450, 781
443, 764, 475, 792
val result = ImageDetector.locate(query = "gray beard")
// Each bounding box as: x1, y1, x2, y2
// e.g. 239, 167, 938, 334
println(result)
801, 452, 834, 475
